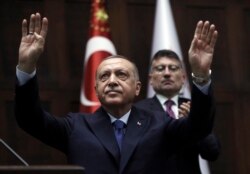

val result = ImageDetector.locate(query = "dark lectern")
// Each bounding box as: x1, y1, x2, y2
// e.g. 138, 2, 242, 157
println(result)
0, 139, 85, 173
0, 165, 85, 174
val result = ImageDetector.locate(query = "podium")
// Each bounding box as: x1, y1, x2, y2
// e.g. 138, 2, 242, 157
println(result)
0, 165, 85, 174
0, 139, 85, 173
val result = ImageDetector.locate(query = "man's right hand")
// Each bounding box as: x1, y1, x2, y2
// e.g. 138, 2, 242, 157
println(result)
18, 12, 48, 73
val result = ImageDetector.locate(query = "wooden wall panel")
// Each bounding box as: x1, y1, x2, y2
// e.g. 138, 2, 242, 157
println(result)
185, 5, 232, 89
64, 1, 90, 88
210, 100, 236, 174
242, 7, 250, 90
0, 1, 46, 88
126, 1, 155, 100
243, 94, 250, 173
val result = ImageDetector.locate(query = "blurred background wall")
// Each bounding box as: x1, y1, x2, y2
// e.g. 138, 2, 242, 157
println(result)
1, 0, 250, 173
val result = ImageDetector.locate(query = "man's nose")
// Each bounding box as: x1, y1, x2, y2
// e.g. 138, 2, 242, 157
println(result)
163, 67, 171, 75
108, 74, 118, 87
109, 73, 117, 82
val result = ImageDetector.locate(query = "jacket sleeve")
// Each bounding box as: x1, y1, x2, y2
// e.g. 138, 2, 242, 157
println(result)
14, 75, 72, 152
198, 133, 221, 161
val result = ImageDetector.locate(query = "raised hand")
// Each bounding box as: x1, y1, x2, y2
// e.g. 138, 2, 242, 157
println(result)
188, 21, 218, 77
18, 13, 48, 73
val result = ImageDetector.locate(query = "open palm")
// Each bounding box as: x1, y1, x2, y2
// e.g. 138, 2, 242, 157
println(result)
188, 21, 218, 76
18, 13, 48, 73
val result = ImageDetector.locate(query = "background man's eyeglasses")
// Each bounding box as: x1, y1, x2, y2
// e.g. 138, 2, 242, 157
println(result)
152, 64, 181, 73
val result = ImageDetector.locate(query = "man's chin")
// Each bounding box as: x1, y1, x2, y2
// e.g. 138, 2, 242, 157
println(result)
104, 99, 123, 106
159, 86, 174, 91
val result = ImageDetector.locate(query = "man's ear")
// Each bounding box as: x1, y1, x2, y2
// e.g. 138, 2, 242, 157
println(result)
149, 73, 153, 85
94, 85, 99, 97
182, 71, 186, 85
135, 81, 142, 96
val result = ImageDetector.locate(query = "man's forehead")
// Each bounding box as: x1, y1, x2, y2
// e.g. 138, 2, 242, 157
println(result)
99, 58, 132, 69
153, 57, 180, 64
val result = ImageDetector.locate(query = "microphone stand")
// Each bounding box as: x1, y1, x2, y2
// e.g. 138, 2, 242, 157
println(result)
0, 138, 29, 166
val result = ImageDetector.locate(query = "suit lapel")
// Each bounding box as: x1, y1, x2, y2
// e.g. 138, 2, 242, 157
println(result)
151, 96, 165, 112
85, 108, 120, 165
120, 107, 150, 173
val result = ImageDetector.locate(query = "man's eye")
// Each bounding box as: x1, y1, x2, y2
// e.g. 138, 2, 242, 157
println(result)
153, 64, 180, 73
155, 65, 165, 72
117, 72, 128, 80
169, 65, 180, 71
116, 70, 129, 80
100, 74, 109, 81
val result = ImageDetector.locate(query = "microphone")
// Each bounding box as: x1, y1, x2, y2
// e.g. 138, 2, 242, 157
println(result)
0, 138, 29, 166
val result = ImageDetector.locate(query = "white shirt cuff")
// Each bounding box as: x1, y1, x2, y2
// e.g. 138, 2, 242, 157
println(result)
16, 66, 36, 86
193, 79, 211, 95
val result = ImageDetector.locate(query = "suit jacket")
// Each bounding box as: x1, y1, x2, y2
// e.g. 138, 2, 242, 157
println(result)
135, 96, 220, 174
15, 76, 215, 174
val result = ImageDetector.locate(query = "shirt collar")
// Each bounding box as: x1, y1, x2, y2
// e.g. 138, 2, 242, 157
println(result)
108, 110, 131, 124
155, 93, 179, 106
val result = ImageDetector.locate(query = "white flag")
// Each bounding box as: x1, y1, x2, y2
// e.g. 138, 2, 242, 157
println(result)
148, 0, 210, 173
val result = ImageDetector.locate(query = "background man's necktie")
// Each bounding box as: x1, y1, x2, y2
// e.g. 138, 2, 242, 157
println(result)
165, 100, 176, 119
113, 120, 126, 150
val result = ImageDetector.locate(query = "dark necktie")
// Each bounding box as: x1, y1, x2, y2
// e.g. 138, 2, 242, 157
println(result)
165, 100, 176, 119
113, 120, 125, 150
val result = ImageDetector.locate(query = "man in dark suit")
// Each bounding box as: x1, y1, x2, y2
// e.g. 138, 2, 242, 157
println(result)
15, 13, 218, 174
136, 49, 220, 174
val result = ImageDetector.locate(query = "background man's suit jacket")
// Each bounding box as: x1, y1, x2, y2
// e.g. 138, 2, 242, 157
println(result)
135, 95, 220, 174
15, 76, 215, 174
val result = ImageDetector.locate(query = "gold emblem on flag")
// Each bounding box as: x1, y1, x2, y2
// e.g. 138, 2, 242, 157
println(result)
95, 8, 108, 22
